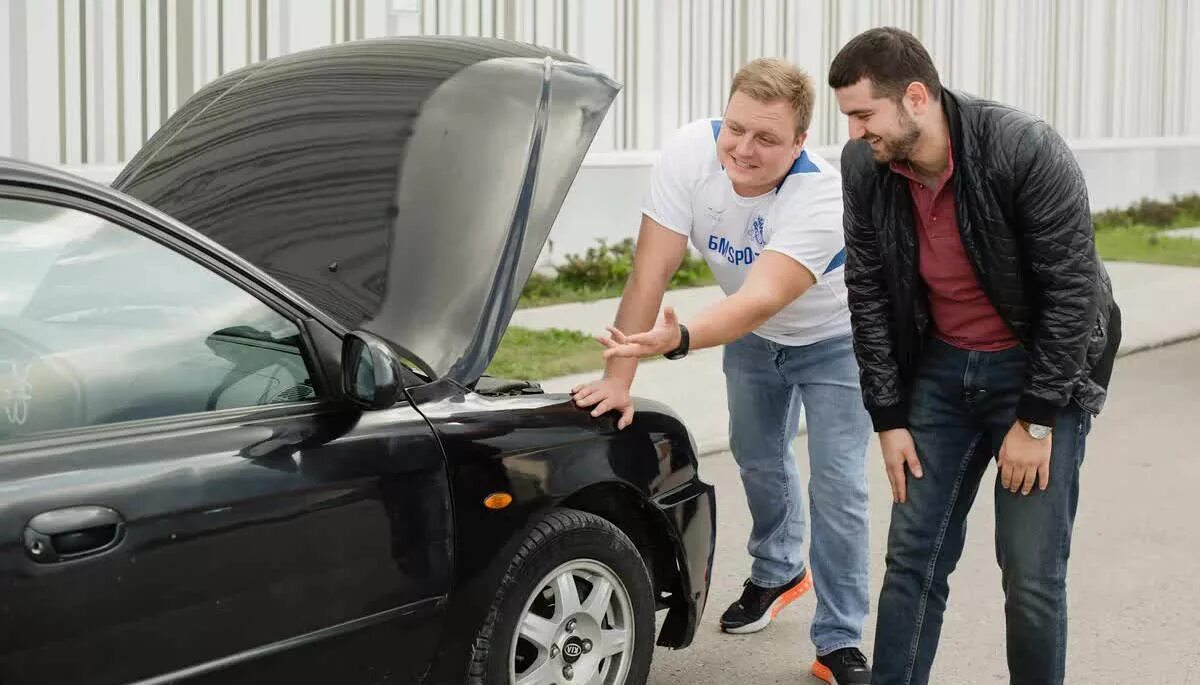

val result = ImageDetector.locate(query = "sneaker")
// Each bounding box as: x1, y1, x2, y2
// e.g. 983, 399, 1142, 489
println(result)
811, 647, 871, 684
718, 570, 812, 634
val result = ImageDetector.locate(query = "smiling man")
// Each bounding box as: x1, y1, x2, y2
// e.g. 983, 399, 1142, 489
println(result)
571, 58, 873, 685
828, 27, 1121, 685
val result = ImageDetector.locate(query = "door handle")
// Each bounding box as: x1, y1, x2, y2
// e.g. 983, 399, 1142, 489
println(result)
24, 506, 125, 563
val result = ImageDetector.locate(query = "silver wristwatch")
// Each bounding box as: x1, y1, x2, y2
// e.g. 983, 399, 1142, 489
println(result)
1022, 421, 1053, 440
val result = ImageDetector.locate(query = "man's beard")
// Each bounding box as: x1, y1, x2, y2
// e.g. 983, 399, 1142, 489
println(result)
874, 109, 921, 162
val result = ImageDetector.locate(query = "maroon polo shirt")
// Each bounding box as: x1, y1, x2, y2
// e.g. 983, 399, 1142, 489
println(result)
889, 142, 1018, 352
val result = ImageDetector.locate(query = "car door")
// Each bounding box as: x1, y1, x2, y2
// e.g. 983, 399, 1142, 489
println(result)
0, 190, 452, 685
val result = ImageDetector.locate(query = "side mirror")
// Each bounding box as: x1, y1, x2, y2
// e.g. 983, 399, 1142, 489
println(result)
341, 331, 405, 409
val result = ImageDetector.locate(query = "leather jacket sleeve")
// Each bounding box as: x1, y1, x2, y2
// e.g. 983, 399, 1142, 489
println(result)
1010, 122, 1101, 426
842, 145, 909, 432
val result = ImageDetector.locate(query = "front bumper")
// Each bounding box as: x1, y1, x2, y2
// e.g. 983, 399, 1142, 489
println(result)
653, 476, 716, 648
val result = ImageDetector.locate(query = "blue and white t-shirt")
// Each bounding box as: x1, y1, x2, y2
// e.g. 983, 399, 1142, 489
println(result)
642, 118, 851, 347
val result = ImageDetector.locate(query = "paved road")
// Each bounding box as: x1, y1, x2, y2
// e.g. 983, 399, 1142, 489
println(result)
647, 339, 1200, 684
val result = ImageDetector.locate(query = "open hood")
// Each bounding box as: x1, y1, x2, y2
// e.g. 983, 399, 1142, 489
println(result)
112, 37, 619, 385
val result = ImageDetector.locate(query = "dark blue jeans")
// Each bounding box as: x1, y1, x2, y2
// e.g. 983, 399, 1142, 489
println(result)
873, 340, 1092, 685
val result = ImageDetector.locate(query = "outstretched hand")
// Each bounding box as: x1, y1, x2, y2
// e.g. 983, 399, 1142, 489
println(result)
597, 306, 683, 360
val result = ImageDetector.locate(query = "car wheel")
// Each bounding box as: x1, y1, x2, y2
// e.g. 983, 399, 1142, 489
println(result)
468, 508, 655, 685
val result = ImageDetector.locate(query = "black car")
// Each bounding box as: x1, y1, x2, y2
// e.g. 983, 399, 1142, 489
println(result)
0, 37, 715, 685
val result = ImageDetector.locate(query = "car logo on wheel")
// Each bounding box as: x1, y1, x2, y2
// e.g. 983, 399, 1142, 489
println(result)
562, 637, 584, 662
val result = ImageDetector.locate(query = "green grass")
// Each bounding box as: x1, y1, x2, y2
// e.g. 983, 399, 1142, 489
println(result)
485, 326, 605, 380
1096, 225, 1200, 267
517, 279, 634, 309
1092, 194, 1200, 266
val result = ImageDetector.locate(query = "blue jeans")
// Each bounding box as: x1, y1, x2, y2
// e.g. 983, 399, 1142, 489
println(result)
723, 332, 873, 655
873, 339, 1092, 685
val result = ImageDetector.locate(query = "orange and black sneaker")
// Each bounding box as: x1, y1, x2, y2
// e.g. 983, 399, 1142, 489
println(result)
718, 569, 812, 634
811, 647, 871, 684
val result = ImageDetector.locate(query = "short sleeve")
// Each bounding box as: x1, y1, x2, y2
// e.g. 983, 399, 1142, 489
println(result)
641, 120, 713, 236
762, 171, 846, 281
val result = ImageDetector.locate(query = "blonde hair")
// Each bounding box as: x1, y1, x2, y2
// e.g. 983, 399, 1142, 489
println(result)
729, 58, 815, 136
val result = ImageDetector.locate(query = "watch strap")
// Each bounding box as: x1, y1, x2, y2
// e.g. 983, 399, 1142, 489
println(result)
663, 323, 690, 360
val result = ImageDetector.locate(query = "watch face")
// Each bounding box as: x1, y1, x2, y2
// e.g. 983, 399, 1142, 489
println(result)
1029, 424, 1052, 439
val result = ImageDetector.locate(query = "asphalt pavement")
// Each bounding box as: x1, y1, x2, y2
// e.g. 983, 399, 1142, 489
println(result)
645, 339, 1200, 684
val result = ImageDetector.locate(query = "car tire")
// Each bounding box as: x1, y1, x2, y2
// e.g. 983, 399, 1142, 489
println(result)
468, 508, 656, 685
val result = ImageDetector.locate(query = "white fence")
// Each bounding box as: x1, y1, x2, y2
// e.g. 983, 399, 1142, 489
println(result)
4, 0, 1199, 268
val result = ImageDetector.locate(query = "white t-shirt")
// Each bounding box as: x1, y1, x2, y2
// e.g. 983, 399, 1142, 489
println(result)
642, 118, 851, 347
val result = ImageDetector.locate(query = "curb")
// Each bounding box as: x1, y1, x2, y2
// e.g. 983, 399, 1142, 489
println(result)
697, 440, 731, 459
1115, 331, 1200, 358
690, 331, 1200, 459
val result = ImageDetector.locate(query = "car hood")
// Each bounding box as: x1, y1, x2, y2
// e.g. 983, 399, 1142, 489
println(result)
112, 37, 618, 385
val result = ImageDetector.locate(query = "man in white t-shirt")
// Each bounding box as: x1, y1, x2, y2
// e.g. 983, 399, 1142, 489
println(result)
571, 59, 873, 684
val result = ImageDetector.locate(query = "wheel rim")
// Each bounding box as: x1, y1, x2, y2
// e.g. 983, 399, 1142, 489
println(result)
509, 558, 635, 685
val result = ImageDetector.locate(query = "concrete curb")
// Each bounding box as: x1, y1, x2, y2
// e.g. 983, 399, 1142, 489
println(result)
1116, 330, 1200, 358
696, 440, 733, 459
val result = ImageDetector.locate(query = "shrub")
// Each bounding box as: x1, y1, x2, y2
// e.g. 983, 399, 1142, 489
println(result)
554, 238, 637, 289
517, 237, 715, 308
1093, 194, 1200, 230
545, 237, 713, 291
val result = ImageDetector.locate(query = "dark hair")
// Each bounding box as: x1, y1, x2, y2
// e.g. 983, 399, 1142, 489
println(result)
827, 27, 942, 102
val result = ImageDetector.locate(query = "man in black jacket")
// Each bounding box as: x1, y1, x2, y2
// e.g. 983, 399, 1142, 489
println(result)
827, 27, 1121, 685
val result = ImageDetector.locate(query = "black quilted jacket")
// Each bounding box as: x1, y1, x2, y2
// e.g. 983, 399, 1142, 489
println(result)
841, 89, 1121, 432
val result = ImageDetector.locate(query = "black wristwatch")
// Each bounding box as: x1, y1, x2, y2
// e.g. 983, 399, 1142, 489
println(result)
663, 323, 690, 360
